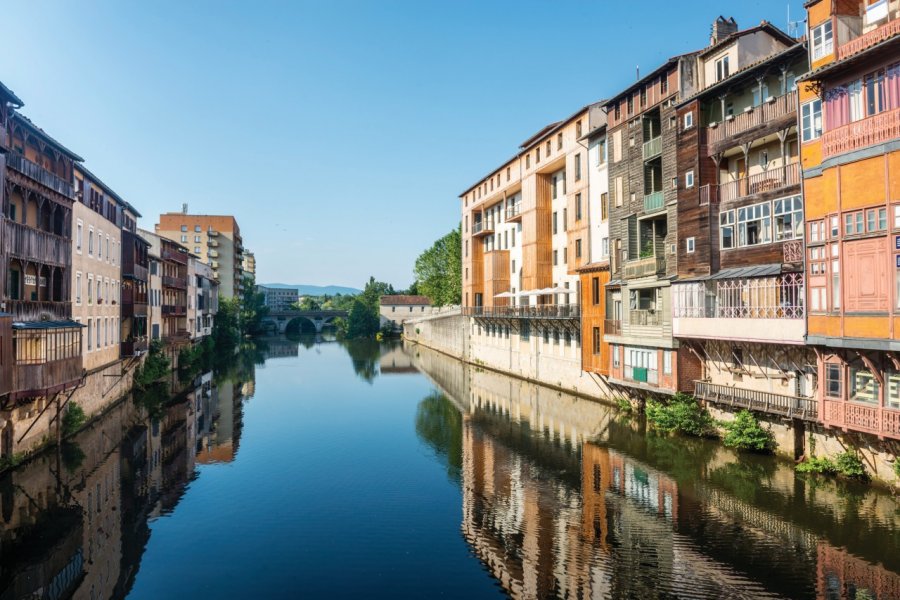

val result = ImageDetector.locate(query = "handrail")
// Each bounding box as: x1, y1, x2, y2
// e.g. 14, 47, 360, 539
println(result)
6, 152, 75, 198
822, 106, 900, 158
718, 163, 799, 202
462, 305, 580, 319
707, 91, 797, 147
695, 380, 817, 421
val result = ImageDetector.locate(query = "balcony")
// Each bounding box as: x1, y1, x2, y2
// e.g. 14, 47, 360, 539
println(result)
208, 229, 219, 237
823, 399, 900, 440
699, 184, 718, 206
162, 304, 187, 316
642, 136, 662, 160
14, 356, 82, 400
209, 250, 219, 258
208, 239, 219, 247
643, 191, 665, 213
836, 13, 900, 60
2, 219, 70, 267
604, 319, 622, 336
161, 247, 188, 265
822, 106, 900, 158
629, 309, 662, 326
121, 338, 149, 356
718, 163, 799, 203
695, 381, 817, 421
6, 152, 75, 198
4, 300, 70, 321
123, 263, 149, 282
623, 255, 666, 279
706, 91, 797, 148
472, 220, 495, 237
505, 204, 522, 222
162, 275, 187, 289
462, 304, 580, 319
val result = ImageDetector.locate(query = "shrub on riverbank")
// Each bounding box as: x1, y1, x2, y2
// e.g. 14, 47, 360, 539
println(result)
62, 403, 86, 438
797, 451, 869, 480
720, 410, 775, 453
134, 341, 170, 390
645, 393, 716, 437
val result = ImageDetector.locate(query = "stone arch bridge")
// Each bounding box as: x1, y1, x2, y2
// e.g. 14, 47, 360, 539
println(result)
260, 310, 347, 334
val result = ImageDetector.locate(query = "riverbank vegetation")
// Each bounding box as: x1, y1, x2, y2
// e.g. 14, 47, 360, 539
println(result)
413, 226, 461, 306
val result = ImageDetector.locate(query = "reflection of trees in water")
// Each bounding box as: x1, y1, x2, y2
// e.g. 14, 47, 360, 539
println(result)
415, 392, 463, 485
343, 339, 381, 383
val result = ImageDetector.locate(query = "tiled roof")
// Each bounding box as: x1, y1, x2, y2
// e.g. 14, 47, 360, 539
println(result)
380, 295, 432, 306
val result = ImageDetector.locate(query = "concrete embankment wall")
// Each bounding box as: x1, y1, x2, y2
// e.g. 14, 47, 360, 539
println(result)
403, 311, 620, 403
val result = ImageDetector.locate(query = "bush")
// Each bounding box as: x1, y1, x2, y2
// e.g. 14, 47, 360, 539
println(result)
721, 410, 775, 453
62, 402, 86, 438
0, 452, 25, 471
645, 393, 716, 437
134, 341, 170, 389
797, 451, 869, 480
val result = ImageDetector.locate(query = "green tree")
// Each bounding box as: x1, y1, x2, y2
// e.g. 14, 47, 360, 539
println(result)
213, 296, 242, 348
344, 298, 380, 339
298, 296, 322, 311
414, 226, 461, 306
240, 276, 268, 335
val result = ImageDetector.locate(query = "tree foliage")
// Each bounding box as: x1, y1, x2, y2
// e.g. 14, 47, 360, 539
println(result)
645, 392, 716, 437
720, 410, 775, 453
414, 226, 461, 306
241, 276, 269, 335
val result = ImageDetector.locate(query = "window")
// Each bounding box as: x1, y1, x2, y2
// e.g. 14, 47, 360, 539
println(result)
553, 250, 558, 266
774, 195, 803, 240
800, 99, 822, 141
811, 21, 833, 60
720, 210, 735, 249
525, 154, 530, 169
87, 276, 93, 304
601, 237, 609, 257
715, 55, 730, 82
98, 231, 102, 259
613, 345, 620, 368
848, 79, 864, 122
195, 246, 201, 253
592, 277, 600, 305
563, 247, 568, 264
685, 171, 694, 188
76, 221, 83, 252
663, 351, 672, 375
181, 225, 188, 232
76, 273, 82, 304
592, 327, 601, 354
601, 193, 608, 220
506, 167, 511, 181
563, 208, 568, 231
87, 319, 92, 351
195, 236, 201, 243
557, 132, 563, 150
686, 237, 695, 253
844, 211, 864, 235
615, 177, 623, 207
574, 153, 581, 181
576, 120, 582, 138
752, 82, 771, 107
831, 249, 841, 310
575, 239, 582, 259
536, 147, 541, 163
683, 112, 693, 129
181, 235, 188, 243
895, 205, 900, 229
552, 212, 558, 234
809, 220, 825, 242
737, 202, 771, 247
865, 207, 887, 232
627, 96, 634, 114
830, 215, 839, 238
546, 141, 551, 156
850, 360, 879, 404
88, 229, 94, 256
575, 193, 582, 221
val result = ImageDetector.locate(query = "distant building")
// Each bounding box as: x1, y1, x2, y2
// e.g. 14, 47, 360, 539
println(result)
379, 295, 432, 329
155, 208, 244, 298
242, 251, 256, 277
258, 285, 298, 311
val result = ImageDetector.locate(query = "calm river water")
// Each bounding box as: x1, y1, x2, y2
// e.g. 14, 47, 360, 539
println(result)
2, 336, 900, 599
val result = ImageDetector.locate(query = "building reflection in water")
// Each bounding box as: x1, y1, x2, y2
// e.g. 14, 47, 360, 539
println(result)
410, 342, 900, 600
0, 357, 254, 600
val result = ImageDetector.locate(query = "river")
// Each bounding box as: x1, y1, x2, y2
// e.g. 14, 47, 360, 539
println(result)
1, 336, 899, 599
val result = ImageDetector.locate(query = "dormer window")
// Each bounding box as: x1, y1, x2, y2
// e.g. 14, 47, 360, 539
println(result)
715, 55, 730, 82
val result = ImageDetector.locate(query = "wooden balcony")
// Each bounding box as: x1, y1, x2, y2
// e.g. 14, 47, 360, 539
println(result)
643, 191, 665, 213
836, 15, 900, 60
4, 300, 70, 321
462, 304, 580, 319
718, 163, 799, 203
823, 399, 900, 440
699, 183, 718, 206
162, 275, 187, 289
6, 151, 74, 198
822, 106, 900, 158
121, 338, 149, 356
623, 255, 666, 279
161, 247, 188, 265
2, 219, 70, 267
695, 381, 817, 421
123, 263, 149, 282
642, 136, 662, 160
164, 330, 192, 345
604, 319, 622, 336
13, 356, 82, 400
706, 91, 797, 149
162, 304, 187, 316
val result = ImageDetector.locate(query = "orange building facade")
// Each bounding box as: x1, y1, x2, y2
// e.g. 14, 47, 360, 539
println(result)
800, 0, 900, 439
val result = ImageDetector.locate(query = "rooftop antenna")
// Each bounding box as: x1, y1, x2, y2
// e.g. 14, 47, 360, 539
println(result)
787, 4, 806, 38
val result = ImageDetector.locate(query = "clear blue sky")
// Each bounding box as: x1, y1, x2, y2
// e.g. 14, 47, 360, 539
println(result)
0, 0, 805, 289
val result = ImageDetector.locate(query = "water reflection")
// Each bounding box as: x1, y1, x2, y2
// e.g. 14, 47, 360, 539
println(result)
0, 353, 255, 599
410, 343, 900, 600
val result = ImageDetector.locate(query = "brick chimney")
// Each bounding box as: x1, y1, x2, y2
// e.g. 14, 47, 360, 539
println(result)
710, 16, 738, 45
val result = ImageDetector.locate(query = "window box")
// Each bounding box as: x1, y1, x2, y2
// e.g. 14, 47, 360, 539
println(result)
743, 106, 754, 114
725, 114, 735, 122
766, 96, 776, 104
709, 121, 718, 128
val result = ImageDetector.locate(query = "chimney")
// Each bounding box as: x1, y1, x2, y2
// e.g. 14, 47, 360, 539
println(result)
182, 203, 188, 214
710, 16, 738, 46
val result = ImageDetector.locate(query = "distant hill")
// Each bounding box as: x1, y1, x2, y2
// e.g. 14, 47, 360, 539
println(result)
260, 283, 362, 296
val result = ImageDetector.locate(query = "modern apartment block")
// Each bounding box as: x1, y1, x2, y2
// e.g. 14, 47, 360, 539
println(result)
800, 0, 900, 439
72, 166, 126, 371
603, 49, 701, 394
156, 209, 244, 298
670, 22, 818, 427
258, 285, 298, 311
242, 250, 256, 280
